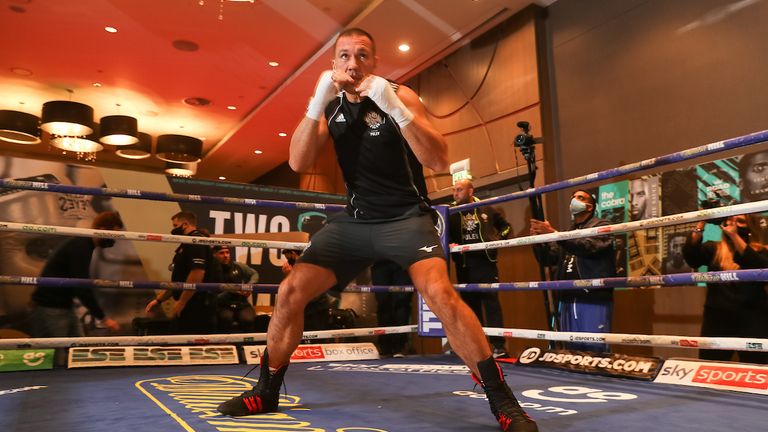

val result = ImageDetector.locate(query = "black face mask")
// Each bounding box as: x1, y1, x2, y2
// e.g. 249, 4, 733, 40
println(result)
97, 238, 116, 248
171, 225, 186, 236
737, 226, 751, 242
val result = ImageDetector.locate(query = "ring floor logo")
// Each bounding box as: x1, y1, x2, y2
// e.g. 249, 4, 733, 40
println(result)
454, 385, 638, 417
136, 375, 390, 431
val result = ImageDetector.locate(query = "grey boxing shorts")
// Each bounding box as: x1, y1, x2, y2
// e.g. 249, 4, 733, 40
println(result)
298, 211, 445, 288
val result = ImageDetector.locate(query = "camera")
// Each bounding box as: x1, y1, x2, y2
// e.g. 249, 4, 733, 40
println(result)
514, 121, 536, 148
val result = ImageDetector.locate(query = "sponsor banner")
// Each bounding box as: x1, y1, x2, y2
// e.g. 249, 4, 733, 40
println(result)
517, 347, 662, 380
244, 342, 379, 364
654, 359, 768, 395
67, 345, 238, 368
0, 349, 55, 372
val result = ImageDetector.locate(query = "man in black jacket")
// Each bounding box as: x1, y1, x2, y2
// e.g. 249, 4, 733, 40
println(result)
30, 211, 123, 338
449, 179, 511, 358
530, 190, 616, 352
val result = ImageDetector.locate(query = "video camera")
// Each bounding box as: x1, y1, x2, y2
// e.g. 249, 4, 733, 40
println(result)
514, 121, 539, 161
514, 121, 537, 148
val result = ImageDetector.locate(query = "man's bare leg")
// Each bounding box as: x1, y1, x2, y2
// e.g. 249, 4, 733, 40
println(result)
266, 262, 337, 367
408, 257, 491, 376
217, 262, 337, 417
410, 257, 538, 431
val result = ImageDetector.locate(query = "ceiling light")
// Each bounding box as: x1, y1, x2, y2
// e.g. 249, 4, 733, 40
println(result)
156, 134, 203, 163
92, 82, 102, 87
253, 150, 262, 154
50, 136, 104, 153
398, 44, 411, 52
227, 105, 237, 110
99, 115, 139, 145
11, 67, 33, 76
41, 101, 94, 137
218, 176, 226, 180
165, 161, 197, 177
278, 132, 287, 137
0, 110, 41, 145
105, 26, 118, 33
268, 61, 279, 67
116, 132, 152, 159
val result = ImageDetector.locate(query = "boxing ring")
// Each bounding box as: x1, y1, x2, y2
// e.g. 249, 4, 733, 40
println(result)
1, 356, 765, 431
2, 129, 768, 431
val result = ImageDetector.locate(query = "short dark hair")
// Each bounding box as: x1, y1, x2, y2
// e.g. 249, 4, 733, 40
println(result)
171, 211, 197, 225
92, 211, 123, 230
335, 27, 376, 55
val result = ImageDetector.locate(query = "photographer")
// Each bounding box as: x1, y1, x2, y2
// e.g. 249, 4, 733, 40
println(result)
684, 214, 768, 364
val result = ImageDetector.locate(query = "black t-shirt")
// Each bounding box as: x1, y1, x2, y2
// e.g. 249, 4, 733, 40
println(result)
325, 88, 431, 220
170, 229, 220, 303
32, 236, 106, 319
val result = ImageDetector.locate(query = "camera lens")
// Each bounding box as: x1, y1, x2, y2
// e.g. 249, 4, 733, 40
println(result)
515, 134, 526, 146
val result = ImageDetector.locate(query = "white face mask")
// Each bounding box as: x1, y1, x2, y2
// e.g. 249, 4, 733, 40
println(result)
569, 198, 589, 216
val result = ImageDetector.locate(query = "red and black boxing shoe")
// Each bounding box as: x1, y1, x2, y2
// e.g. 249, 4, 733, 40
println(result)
217, 350, 288, 416
474, 356, 539, 432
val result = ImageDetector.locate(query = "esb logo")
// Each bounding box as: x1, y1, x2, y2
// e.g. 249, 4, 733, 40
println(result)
291, 345, 325, 360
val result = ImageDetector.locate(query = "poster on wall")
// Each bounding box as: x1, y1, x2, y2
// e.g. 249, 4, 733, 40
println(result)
0, 157, 148, 330
696, 157, 739, 244
166, 177, 346, 283
660, 168, 698, 274
0, 155, 346, 338
627, 176, 661, 277
597, 181, 628, 277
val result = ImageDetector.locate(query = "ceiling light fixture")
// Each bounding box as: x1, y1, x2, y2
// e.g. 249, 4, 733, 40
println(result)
398, 43, 411, 52
50, 124, 103, 161
99, 115, 138, 145
164, 161, 197, 177
253, 150, 262, 154
105, 26, 117, 33
0, 110, 41, 144
227, 105, 237, 110
41, 100, 94, 137
156, 134, 203, 163
116, 132, 152, 159
268, 61, 279, 67
278, 132, 287, 137
218, 176, 226, 180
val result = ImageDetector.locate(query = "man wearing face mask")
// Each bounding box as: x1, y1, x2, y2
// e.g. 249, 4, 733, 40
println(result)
529, 190, 616, 352
145, 211, 220, 334
30, 211, 123, 338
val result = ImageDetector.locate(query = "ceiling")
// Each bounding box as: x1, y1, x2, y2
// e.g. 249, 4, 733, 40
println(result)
0, 0, 553, 183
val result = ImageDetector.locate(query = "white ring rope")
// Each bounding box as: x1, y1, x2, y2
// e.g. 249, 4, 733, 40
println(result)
0, 325, 417, 349
450, 199, 768, 253
483, 328, 768, 352
0, 221, 308, 251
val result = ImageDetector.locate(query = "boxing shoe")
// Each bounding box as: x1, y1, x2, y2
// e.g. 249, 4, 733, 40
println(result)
474, 356, 538, 432
217, 350, 288, 416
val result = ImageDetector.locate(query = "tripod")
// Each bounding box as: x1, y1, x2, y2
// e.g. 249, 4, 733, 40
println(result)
515, 122, 559, 343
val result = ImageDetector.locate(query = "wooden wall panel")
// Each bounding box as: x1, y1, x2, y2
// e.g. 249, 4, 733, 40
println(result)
485, 104, 542, 172
473, 20, 540, 121
408, 10, 546, 194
